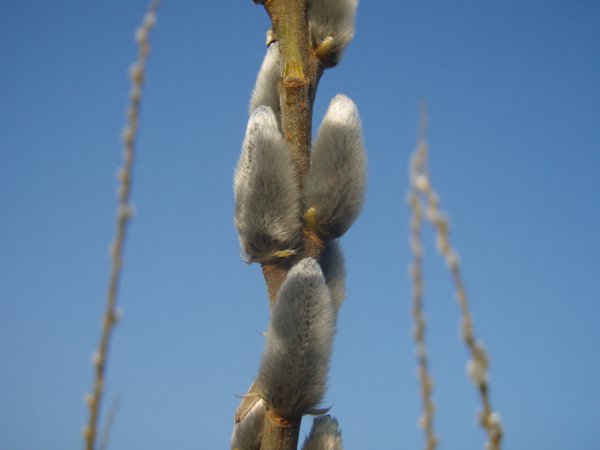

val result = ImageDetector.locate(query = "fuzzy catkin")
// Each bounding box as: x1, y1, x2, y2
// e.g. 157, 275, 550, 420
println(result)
234, 106, 302, 263
256, 258, 335, 418
301, 415, 344, 450
249, 42, 281, 127
230, 398, 265, 450
320, 240, 346, 313
308, 0, 358, 67
304, 94, 366, 239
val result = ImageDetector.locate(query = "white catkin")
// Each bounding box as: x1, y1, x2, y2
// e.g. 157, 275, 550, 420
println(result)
467, 358, 488, 385
301, 415, 344, 450
320, 240, 346, 313
304, 94, 366, 239
249, 42, 281, 128
308, 0, 358, 66
230, 398, 265, 450
256, 258, 335, 417
234, 106, 302, 263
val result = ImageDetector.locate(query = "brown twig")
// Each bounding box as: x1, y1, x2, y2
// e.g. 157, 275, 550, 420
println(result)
407, 112, 438, 450
259, 0, 327, 306
82, 3, 158, 450
253, 0, 326, 447
98, 394, 122, 450
409, 122, 503, 450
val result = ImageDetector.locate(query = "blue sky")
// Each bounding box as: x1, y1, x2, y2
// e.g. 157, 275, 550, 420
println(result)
1, 1, 599, 449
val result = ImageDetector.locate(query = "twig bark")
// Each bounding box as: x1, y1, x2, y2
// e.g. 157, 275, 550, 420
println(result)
260, 409, 302, 450
254, 0, 326, 447
259, 0, 326, 306
264, 0, 312, 180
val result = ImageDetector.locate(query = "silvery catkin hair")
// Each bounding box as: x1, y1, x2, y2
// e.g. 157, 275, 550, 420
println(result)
249, 41, 281, 126
320, 240, 346, 313
234, 105, 302, 263
232, 1, 364, 447
255, 258, 335, 418
304, 94, 366, 239
308, 0, 358, 67
301, 415, 344, 450
230, 397, 265, 450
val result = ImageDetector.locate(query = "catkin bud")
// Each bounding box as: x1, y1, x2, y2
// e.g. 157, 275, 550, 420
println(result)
308, 0, 358, 67
234, 106, 302, 263
320, 240, 346, 313
249, 42, 281, 128
256, 258, 335, 418
230, 398, 265, 450
301, 415, 344, 450
467, 358, 488, 385
304, 94, 366, 239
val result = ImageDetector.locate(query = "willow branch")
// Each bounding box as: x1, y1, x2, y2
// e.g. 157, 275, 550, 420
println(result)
264, 0, 311, 179
410, 124, 504, 450
259, 0, 326, 308
253, 1, 326, 448
408, 165, 438, 450
83, 3, 158, 449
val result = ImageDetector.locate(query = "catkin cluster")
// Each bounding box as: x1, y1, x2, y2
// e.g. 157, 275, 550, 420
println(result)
231, 1, 363, 449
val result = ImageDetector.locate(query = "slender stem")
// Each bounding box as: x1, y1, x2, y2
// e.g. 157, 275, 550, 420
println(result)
260, 0, 325, 307
262, 263, 291, 308
264, 0, 312, 182
407, 188, 438, 450
278, 79, 312, 181
260, 408, 301, 450
98, 394, 121, 450
255, 1, 327, 447
265, 0, 307, 80
411, 128, 503, 450
83, 3, 158, 449
408, 110, 438, 450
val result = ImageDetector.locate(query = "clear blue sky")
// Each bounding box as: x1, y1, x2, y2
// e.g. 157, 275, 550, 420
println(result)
1, 1, 599, 449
